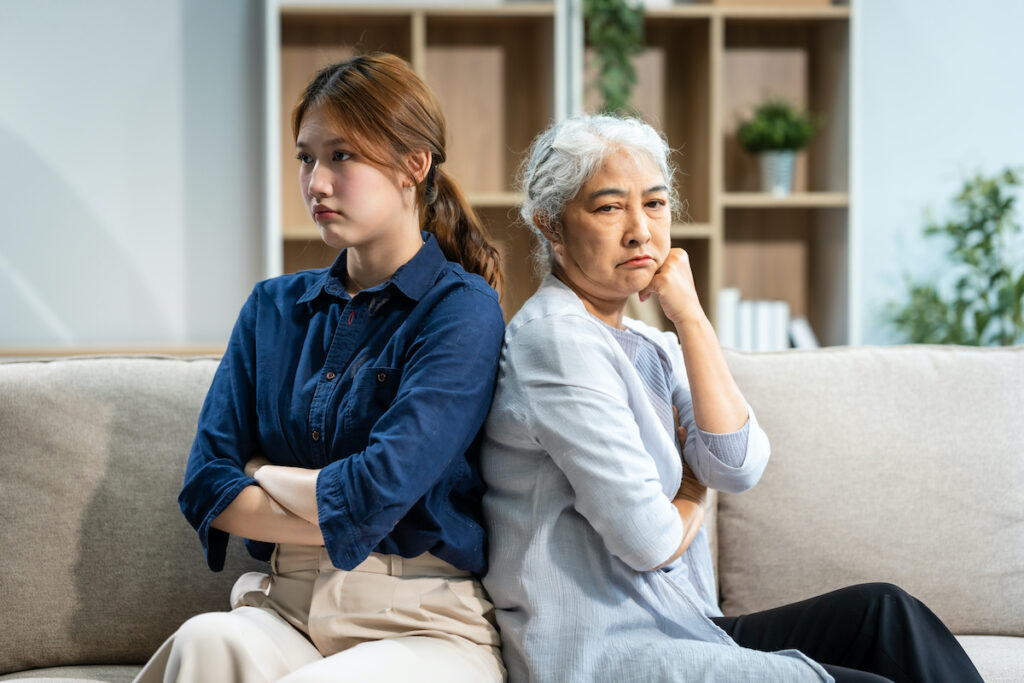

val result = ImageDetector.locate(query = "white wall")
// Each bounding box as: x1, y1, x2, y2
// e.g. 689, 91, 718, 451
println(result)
3, 0, 1022, 348
851, 0, 1024, 344
0, 0, 263, 348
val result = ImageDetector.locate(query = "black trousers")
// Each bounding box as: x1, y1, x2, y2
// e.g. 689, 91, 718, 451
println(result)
711, 583, 983, 683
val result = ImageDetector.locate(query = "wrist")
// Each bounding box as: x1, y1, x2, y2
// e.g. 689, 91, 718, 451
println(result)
673, 310, 710, 336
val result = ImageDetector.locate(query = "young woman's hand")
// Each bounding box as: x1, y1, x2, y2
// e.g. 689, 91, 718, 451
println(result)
244, 455, 272, 478
638, 248, 705, 326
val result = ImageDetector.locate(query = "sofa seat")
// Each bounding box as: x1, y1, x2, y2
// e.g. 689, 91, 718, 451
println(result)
956, 635, 1024, 683
0, 664, 140, 682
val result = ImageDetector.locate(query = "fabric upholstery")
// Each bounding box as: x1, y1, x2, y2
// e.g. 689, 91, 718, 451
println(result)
719, 345, 1024, 636
0, 664, 140, 682
956, 635, 1024, 683
0, 357, 267, 675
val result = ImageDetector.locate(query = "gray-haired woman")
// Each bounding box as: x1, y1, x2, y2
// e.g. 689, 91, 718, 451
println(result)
480, 114, 981, 683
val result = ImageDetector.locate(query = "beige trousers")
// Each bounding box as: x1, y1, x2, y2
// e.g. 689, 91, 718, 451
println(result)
135, 545, 505, 683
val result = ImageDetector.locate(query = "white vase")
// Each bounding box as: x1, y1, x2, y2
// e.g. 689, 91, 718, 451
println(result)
759, 150, 796, 197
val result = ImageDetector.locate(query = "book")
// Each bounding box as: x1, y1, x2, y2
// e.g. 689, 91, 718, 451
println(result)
789, 316, 820, 349
716, 287, 740, 348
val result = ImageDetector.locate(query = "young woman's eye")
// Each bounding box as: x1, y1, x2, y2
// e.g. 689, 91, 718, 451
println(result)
296, 153, 313, 165
332, 150, 351, 162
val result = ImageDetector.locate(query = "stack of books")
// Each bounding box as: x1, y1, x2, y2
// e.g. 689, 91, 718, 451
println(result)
716, 288, 819, 351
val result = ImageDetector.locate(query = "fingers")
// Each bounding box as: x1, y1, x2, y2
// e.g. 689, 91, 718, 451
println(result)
674, 406, 688, 450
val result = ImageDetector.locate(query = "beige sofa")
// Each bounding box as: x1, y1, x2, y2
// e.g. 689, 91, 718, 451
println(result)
1, 347, 1021, 682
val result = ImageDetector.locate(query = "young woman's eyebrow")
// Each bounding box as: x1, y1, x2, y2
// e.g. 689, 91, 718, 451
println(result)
295, 137, 348, 149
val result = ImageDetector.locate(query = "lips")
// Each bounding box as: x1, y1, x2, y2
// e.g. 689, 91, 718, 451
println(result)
619, 255, 655, 267
313, 203, 340, 219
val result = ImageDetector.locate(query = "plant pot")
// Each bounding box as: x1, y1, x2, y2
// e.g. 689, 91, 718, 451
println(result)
759, 150, 796, 197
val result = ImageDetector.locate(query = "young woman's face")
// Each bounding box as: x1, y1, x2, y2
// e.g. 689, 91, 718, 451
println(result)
552, 147, 672, 305
295, 105, 412, 251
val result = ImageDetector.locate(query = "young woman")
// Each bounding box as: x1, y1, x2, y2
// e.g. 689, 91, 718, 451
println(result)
135, 53, 506, 683
480, 114, 982, 683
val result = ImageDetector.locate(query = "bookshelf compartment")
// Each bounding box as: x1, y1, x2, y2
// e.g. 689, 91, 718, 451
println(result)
724, 207, 847, 345
425, 14, 555, 197
721, 17, 849, 194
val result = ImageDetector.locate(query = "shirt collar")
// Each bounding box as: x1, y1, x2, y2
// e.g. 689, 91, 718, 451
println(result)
296, 232, 447, 305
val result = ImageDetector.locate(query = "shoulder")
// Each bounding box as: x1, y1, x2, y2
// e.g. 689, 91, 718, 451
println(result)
251, 268, 330, 309
427, 262, 504, 328
501, 278, 627, 390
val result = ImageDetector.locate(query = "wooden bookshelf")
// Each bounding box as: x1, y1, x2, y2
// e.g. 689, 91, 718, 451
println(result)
265, 2, 850, 343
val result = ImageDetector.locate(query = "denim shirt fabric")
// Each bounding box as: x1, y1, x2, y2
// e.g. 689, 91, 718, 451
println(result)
178, 234, 505, 575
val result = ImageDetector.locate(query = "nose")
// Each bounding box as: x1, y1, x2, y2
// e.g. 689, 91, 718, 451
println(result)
623, 205, 652, 247
306, 162, 332, 199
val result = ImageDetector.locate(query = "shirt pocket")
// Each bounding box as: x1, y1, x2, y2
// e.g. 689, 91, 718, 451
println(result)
340, 365, 402, 449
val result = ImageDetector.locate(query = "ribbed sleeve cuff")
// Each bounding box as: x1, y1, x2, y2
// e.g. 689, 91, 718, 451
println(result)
697, 419, 750, 468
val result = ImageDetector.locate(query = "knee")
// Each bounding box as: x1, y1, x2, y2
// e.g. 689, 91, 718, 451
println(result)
174, 611, 247, 651
849, 582, 924, 620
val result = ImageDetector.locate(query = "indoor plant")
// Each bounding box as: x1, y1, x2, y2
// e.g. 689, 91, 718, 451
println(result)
736, 100, 817, 196
583, 0, 645, 115
887, 167, 1024, 345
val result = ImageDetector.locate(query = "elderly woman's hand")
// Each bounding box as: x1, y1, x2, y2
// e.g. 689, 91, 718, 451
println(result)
639, 248, 705, 326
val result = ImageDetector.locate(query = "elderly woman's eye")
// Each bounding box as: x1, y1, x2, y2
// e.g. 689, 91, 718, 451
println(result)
646, 199, 667, 209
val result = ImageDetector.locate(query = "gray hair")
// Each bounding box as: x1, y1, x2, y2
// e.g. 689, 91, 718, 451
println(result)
517, 114, 679, 272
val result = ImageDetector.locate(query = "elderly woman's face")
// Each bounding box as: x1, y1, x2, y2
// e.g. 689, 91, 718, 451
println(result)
552, 147, 672, 305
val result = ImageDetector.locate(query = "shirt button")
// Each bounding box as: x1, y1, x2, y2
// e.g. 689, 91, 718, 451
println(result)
311, 430, 320, 441
376, 371, 387, 383
325, 371, 336, 380
347, 311, 355, 325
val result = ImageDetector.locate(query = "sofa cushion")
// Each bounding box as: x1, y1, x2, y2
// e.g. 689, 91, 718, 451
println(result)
955, 635, 1024, 683
0, 664, 140, 682
719, 345, 1024, 636
0, 357, 268, 675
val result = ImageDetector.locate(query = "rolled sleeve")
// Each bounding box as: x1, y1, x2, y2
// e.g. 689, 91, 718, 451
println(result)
316, 289, 505, 570
178, 289, 260, 571
511, 316, 683, 572
683, 404, 769, 494
696, 420, 750, 468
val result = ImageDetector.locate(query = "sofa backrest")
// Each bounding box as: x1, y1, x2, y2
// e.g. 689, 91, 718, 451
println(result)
0, 356, 266, 675
720, 345, 1024, 636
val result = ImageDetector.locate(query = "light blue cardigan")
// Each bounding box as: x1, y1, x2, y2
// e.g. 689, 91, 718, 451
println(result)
481, 275, 831, 683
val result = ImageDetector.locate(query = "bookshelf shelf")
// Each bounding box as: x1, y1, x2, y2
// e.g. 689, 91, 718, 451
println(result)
721, 192, 849, 208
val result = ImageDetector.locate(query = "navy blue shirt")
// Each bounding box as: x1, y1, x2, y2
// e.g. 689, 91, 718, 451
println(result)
178, 234, 505, 575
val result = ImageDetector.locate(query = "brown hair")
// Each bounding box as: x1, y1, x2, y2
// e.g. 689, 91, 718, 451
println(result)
291, 52, 503, 296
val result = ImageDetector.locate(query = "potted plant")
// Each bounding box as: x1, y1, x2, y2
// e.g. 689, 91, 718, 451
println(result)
736, 100, 817, 196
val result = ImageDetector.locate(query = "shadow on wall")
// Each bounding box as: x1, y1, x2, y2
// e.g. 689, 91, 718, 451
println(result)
65, 359, 266, 665
0, 124, 172, 346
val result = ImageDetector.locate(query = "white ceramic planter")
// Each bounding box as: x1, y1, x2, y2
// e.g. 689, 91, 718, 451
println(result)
759, 150, 796, 197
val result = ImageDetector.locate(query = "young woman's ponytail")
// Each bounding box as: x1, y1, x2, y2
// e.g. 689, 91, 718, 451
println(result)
292, 53, 504, 299
421, 161, 503, 295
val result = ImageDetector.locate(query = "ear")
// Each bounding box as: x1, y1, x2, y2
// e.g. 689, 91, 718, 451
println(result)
405, 149, 432, 185
533, 212, 562, 245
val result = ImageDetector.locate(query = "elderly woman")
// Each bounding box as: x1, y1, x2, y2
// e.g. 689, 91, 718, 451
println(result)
480, 115, 981, 683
